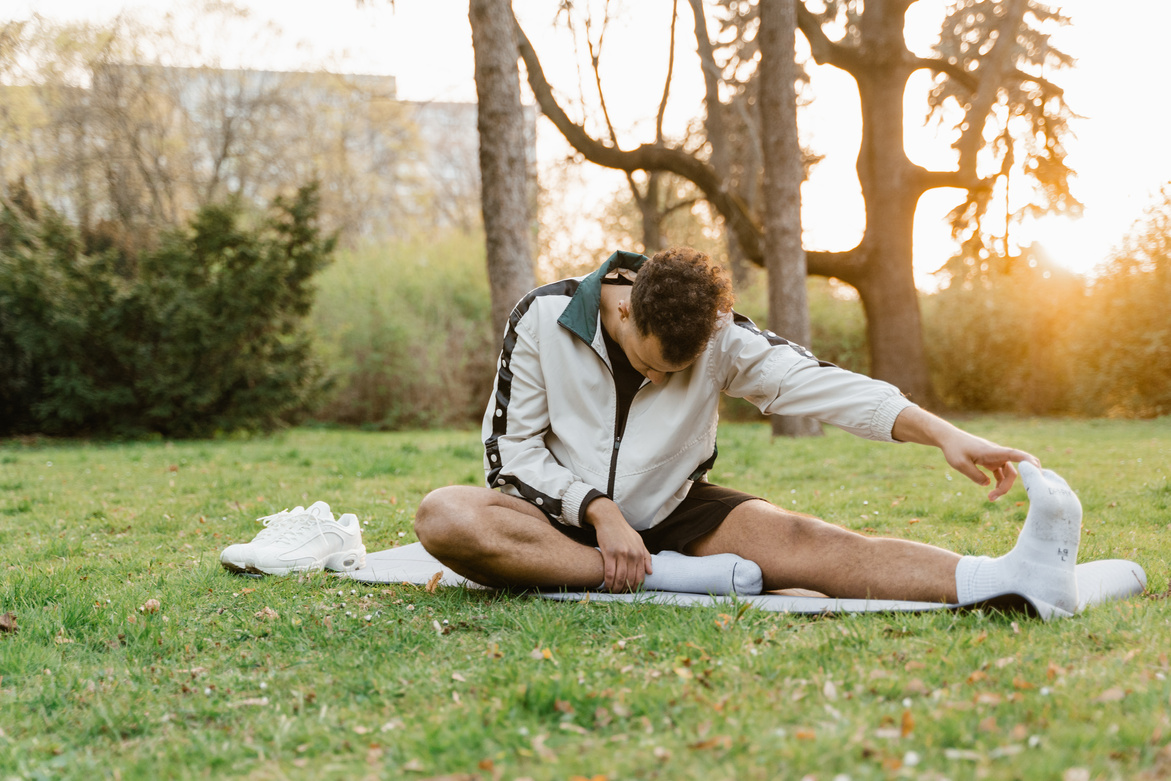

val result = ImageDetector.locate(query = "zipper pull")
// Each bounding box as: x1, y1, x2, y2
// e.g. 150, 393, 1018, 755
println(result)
613, 436, 621, 451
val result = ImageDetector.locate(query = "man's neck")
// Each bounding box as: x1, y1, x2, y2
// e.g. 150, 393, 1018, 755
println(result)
599, 283, 624, 342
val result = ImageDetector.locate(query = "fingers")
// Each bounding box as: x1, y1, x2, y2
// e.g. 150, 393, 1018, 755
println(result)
602, 548, 649, 592
986, 461, 1018, 501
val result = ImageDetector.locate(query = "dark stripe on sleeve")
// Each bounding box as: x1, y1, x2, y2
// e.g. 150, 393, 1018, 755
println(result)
731, 312, 836, 368
484, 278, 582, 517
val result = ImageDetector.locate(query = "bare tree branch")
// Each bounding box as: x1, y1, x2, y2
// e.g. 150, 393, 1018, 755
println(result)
514, 11, 764, 262
955, 0, 1027, 179
795, 2, 860, 74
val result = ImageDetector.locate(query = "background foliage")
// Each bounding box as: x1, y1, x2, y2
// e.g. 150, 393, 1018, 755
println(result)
0, 183, 334, 438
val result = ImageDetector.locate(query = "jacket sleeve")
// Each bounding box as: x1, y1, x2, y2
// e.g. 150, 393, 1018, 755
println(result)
482, 309, 599, 528
711, 314, 916, 442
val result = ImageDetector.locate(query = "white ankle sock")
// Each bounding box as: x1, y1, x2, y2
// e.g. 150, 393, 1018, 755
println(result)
954, 461, 1081, 617
641, 550, 764, 595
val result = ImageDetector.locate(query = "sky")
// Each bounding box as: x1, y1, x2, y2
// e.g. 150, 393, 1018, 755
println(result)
10, 0, 1171, 281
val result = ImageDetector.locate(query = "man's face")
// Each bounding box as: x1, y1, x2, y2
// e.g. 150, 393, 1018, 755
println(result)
620, 329, 694, 385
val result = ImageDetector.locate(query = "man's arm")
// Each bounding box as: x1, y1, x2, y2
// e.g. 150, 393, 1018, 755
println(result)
891, 406, 1041, 501
585, 497, 653, 592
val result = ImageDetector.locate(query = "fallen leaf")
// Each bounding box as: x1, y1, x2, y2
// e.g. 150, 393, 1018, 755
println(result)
674, 667, 694, 680
823, 680, 838, 701
254, 606, 279, 621
240, 588, 255, 595
425, 571, 442, 594
1012, 676, 1035, 690
967, 670, 988, 685
478, 759, 494, 771
402, 758, 424, 772
901, 709, 914, 737
0, 613, 17, 633
452, 672, 466, 682
972, 630, 988, 645
531, 734, 557, 761
689, 735, 733, 750
904, 678, 930, 696
1095, 687, 1126, 703
975, 692, 1003, 705
653, 746, 671, 761
554, 699, 574, 714
141, 599, 161, 614
978, 715, 998, 733
228, 697, 269, 708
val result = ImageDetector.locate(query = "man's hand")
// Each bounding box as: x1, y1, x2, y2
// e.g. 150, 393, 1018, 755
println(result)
892, 407, 1041, 501
585, 498, 653, 592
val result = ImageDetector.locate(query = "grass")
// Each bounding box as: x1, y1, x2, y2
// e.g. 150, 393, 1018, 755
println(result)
0, 418, 1168, 780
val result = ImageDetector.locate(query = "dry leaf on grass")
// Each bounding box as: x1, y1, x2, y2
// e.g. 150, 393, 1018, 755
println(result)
1095, 687, 1126, 703
0, 612, 17, 633
141, 599, 161, 613
425, 571, 442, 593
254, 607, 279, 621
901, 709, 914, 737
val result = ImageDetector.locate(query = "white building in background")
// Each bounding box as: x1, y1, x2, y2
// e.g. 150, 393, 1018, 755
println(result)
3, 63, 536, 242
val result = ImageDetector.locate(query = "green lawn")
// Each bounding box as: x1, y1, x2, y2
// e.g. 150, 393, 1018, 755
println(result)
1, 418, 1168, 780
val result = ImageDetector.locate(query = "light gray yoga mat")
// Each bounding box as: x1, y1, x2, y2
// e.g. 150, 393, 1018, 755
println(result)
344, 542, 1147, 621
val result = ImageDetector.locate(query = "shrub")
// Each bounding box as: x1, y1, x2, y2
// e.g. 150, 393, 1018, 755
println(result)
0, 183, 334, 437
309, 234, 496, 429
1076, 186, 1171, 417
923, 245, 1084, 415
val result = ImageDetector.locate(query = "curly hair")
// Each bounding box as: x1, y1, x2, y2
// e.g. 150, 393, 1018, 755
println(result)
630, 247, 734, 365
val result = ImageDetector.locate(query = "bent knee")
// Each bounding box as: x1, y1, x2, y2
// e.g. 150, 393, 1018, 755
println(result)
414, 489, 496, 555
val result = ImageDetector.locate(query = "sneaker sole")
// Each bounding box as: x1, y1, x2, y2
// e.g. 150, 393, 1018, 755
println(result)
220, 548, 366, 577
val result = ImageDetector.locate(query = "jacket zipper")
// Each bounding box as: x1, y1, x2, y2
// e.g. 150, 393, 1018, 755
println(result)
606, 381, 647, 497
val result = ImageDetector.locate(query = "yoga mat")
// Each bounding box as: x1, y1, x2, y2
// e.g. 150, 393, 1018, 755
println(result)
344, 542, 1147, 621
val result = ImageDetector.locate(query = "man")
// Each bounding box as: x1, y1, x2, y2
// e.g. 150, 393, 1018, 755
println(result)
414, 247, 1082, 618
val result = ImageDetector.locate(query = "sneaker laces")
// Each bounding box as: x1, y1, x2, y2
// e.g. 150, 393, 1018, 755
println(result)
259, 503, 338, 546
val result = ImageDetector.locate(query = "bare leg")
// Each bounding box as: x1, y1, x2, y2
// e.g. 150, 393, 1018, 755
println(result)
414, 485, 605, 589
684, 500, 961, 602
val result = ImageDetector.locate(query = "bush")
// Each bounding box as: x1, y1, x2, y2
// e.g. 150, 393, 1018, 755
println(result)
309, 234, 496, 429
0, 183, 334, 437
1076, 186, 1171, 417
923, 246, 1084, 414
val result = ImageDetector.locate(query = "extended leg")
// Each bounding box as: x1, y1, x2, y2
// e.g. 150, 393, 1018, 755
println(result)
684, 500, 961, 602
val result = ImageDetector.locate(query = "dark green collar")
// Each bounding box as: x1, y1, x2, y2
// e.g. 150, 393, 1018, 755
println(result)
557, 250, 648, 344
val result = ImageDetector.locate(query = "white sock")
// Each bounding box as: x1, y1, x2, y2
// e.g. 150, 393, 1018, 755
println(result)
955, 461, 1081, 617
642, 550, 764, 595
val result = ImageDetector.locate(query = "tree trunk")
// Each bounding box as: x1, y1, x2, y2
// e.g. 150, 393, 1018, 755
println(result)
759, 0, 821, 438
851, 4, 936, 406
470, 0, 536, 341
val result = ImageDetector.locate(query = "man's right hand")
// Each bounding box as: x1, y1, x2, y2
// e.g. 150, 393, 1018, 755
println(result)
585, 497, 653, 592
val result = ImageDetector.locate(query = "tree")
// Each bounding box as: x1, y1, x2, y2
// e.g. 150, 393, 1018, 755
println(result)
759, 0, 820, 437
470, 0, 537, 340
513, 0, 1076, 406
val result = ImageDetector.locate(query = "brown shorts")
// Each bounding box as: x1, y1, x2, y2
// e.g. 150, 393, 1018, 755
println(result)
548, 482, 760, 554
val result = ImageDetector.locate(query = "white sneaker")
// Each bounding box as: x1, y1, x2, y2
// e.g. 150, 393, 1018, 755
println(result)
220, 501, 367, 576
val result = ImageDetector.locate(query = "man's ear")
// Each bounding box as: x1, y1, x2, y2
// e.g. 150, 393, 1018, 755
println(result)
618, 299, 631, 320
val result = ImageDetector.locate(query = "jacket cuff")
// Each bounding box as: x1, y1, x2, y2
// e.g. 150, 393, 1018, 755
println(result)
874, 395, 917, 442
561, 481, 596, 528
